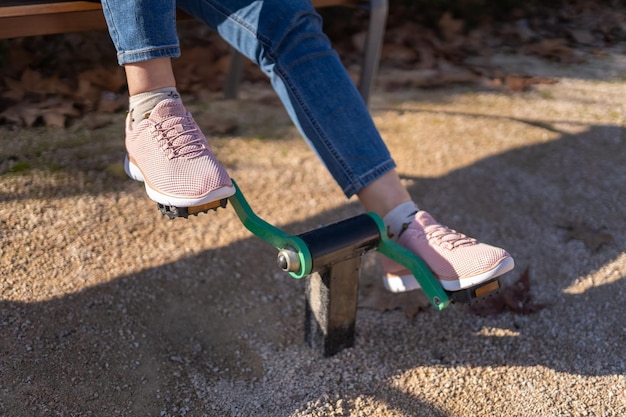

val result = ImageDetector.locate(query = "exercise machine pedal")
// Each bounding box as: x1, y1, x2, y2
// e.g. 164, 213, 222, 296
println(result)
149, 179, 513, 356
447, 278, 501, 304
157, 198, 229, 219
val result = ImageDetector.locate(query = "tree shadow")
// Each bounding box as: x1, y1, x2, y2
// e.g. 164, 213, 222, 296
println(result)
1, 119, 624, 416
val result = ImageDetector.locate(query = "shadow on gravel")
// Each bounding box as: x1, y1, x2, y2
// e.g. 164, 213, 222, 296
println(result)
1, 121, 624, 416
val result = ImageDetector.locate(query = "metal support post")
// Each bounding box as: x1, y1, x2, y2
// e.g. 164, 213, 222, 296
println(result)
305, 257, 361, 357
296, 213, 380, 356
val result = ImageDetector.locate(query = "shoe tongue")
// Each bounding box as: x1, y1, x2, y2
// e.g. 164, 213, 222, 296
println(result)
150, 99, 206, 157
415, 210, 439, 228
416, 210, 476, 246
151, 98, 186, 119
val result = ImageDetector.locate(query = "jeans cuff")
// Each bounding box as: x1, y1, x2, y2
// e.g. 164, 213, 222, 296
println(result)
117, 45, 181, 65
343, 160, 397, 198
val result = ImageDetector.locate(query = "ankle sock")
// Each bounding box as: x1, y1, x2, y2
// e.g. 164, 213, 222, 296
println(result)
383, 201, 419, 241
128, 87, 181, 129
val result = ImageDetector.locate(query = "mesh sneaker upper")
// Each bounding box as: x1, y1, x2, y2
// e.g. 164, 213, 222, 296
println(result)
385, 211, 511, 282
125, 99, 232, 198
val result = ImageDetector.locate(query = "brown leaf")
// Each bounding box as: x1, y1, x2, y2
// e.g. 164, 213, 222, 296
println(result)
40, 98, 80, 127
504, 75, 532, 92
568, 29, 595, 45
559, 222, 613, 252
438, 12, 464, 43
76, 77, 102, 111
2, 77, 25, 101
415, 44, 437, 69
381, 44, 418, 68
0, 105, 30, 125
79, 67, 126, 92
21, 69, 72, 96
0, 97, 80, 127
523, 39, 584, 64
501, 267, 547, 314
0, 102, 39, 127
503, 75, 558, 92
41, 109, 68, 128
471, 267, 547, 317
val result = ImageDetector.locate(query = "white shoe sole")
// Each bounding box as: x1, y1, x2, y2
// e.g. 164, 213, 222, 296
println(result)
124, 155, 235, 207
384, 256, 515, 293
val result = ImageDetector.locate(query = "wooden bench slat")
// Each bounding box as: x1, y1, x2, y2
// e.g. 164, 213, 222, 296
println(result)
1, 11, 107, 39
0, 1, 101, 18
0, 0, 358, 18
0, 0, 360, 39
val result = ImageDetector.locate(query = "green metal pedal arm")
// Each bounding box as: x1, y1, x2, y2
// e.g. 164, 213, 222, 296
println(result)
228, 180, 452, 310
228, 180, 312, 279
368, 214, 451, 310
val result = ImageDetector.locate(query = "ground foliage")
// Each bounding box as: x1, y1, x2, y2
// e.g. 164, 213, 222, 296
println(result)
1, 0, 626, 127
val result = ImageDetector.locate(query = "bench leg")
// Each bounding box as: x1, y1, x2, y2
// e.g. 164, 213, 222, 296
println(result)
357, 0, 388, 106
223, 0, 388, 106
304, 256, 361, 357
224, 47, 245, 99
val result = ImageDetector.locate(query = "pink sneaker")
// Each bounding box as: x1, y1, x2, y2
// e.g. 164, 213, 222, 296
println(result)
382, 211, 514, 292
124, 99, 235, 207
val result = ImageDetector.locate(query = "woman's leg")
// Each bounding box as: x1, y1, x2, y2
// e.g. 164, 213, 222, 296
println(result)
178, 0, 514, 292
100, 0, 181, 65
124, 58, 176, 96
177, 0, 396, 199
100, 0, 235, 207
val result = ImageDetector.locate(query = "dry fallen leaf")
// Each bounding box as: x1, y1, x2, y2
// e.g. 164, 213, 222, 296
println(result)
438, 11, 464, 43
21, 69, 73, 96
523, 38, 585, 64
79, 67, 127, 92
381, 44, 419, 68
0, 2, 620, 130
0, 97, 79, 127
559, 222, 614, 252
471, 267, 547, 317
503, 74, 558, 92
568, 28, 596, 45
360, 267, 546, 319
2, 77, 26, 101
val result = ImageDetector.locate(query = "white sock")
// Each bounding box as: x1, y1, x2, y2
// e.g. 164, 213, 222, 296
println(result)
128, 87, 181, 128
382, 201, 419, 241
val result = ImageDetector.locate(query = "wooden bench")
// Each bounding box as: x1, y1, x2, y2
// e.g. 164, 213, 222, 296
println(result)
0, 0, 387, 104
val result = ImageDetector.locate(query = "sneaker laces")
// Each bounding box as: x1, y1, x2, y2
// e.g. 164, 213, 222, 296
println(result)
152, 114, 207, 159
423, 224, 476, 249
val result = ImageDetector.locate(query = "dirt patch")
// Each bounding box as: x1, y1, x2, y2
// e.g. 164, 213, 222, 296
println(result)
1, 52, 625, 416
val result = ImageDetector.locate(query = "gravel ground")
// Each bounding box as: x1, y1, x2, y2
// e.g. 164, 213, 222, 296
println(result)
1, 53, 625, 417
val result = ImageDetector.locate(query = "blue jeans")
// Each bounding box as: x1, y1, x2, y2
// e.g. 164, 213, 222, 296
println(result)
100, 0, 396, 197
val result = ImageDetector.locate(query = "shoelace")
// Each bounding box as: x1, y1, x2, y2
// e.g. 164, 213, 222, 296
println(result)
423, 224, 476, 249
154, 115, 207, 159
